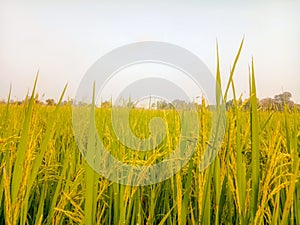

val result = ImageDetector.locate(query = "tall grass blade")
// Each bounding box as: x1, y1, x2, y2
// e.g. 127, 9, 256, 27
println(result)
11, 74, 38, 204
84, 82, 97, 225
250, 58, 260, 222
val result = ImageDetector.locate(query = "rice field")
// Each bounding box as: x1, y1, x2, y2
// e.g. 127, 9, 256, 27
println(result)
0, 43, 299, 225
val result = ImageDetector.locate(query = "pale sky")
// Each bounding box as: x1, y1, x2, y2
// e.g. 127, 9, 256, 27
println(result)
0, 0, 299, 103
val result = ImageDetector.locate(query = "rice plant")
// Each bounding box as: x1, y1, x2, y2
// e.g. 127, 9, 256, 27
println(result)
0, 41, 299, 224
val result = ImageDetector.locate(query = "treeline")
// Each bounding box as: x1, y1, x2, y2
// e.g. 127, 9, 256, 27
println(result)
1, 91, 299, 111
100, 92, 300, 111
0, 98, 72, 106
226, 92, 300, 111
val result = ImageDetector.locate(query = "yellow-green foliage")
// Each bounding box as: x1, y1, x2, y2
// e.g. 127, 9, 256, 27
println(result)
0, 92, 299, 225
0, 44, 299, 225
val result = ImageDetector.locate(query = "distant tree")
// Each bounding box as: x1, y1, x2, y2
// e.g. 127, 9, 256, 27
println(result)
35, 99, 44, 105
226, 99, 242, 110
260, 98, 275, 111
46, 98, 56, 106
172, 99, 186, 109
157, 100, 172, 109
226, 99, 234, 110
77, 101, 89, 106
61, 100, 69, 106
274, 92, 294, 111
239, 97, 261, 111
274, 92, 292, 104
157, 100, 167, 109
101, 101, 112, 108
